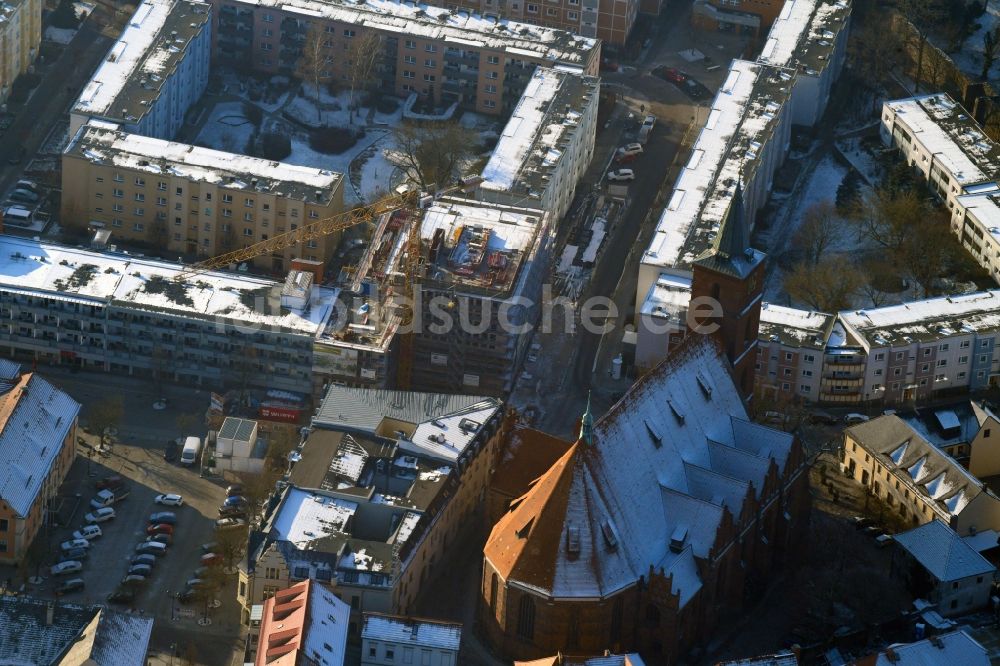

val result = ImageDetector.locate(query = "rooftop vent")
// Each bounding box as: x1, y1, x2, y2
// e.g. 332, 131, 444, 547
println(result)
601, 519, 618, 550
644, 418, 662, 448
669, 525, 688, 553
566, 524, 580, 554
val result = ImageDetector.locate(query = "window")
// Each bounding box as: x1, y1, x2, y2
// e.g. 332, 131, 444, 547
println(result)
222, 194, 232, 203
344, 29, 356, 37
923, 348, 932, 357
487, 55, 499, 64
134, 207, 144, 216
424, 59, 436, 67
546, 6, 557, 14
222, 208, 232, 217
156, 197, 166, 206
921, 364, 930, 372
113, 173, 124, 183
425, 44, 436, 52
423, 74, 436, 82
112, 204, 124, 213
516, 595, 535, 639
874, 368, 883, 376
937, 359, 948, 367
262, 12, 273, 21
243, 228, 254, 237
939, 343, 950, 351
935, 374, 946, 382
959, 371, 967, 380
981, 355, 990, 364
174, 217, 182, 226
134, 193, 144, 202
0, 519, 7, 532
403, 647, 413, 664
112, 219, 122, 227
804, 354, 815, 363
484, 99, 496, 109
157, 181, 166, 191
983, 339, 992, 348
133, 223, 144, 232
527, 3, 538, 11
961, 340, 971, 348
113, 189, 124, 198
176, 187, 183, 195
802, 369, 813, 377
351, 595, 360, 609
893, 368, 901, 376
245, 197, 254, 207
404, 55, 416, 64
568, 10, 578, 18
895, 351, 904, 361
369, 645, 377, 658
801, 384, 811, 393
244, 213, 253, 221
403, 70, 415, 79
405, 39, 416, 49
308, 210, 318, 219
385, 647, 395, 661
487, 71, 498, 79
421, 650, 431, 666
96, 176, 104, 183
874, 352, 885, 361
960, 355, 969, 364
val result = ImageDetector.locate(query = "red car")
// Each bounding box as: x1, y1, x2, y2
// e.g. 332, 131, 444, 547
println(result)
146, 523, 174, 536
658, 67, 688, 85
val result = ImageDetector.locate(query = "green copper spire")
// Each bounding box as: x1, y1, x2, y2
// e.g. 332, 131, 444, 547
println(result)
580, 392, 594, 445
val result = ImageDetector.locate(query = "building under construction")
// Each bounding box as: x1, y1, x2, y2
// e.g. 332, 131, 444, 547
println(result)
341, 197, 552, 396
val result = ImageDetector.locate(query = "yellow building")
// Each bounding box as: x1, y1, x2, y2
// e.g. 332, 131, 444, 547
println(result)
0, 0, 41, 105
61, 121, 345, 274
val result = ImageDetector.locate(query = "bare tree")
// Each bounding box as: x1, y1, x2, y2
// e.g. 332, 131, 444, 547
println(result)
984, 27, 1000, 81
87, 396, 124, 441
793, 201, 839, 265
390, 122, 475, 190
858, 256, 896, 307
849, 14, 904, 88
900, 208, 957, 297
346, 29, 383, 124
214, 526, 247, 573
784, 258, 861, 312
853, 188, 924, 253
296, 23, 333, 124
901, 0, 947, 93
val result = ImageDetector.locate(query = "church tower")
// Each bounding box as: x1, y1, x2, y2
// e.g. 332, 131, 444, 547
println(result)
689, 180, 765, 399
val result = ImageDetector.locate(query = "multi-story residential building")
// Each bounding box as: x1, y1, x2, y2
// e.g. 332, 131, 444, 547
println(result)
252, 579, 350, 666
892, 520, 996, 617
361, 613, 461, 666
517, 655, 647, 666
691, 0, 785, 37
756, 303, 835, 402
841, 415, 1000, 535
0, 235, 348, 394
0, 0, 41, 106
455, 0, 637, 45
350, 198, 551, 396
481, 335, 809, 663
756, 0, 851, 127
635, 60, 792, 370
62, 121, 345, 273
881, 94, 1000, 281
70, 0, 212, 140
754, 291, 1000, 405
0, 596, 153, 665
206, 0, 600, 115
0, 362, 79, 563
477, 67, 599, 224
238, 385, 508, 633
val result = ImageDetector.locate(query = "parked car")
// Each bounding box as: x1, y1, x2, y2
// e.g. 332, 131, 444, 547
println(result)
607, 169, 635, 182
225, 485, 243, 498
616, 143, 643, 158
155, 493, 184, 506
147, 523, 174, 536
55, 578, 84, 595
148, 512, 177, 525
84, 507, 115, 523
215, 517, 247, 530
218, 505, 248, 518
145, 533, 172, 546
200, 552, 223, 567
131, 553, 157, 567
72, 525, 102, 542
682, 78, 710, 100
121, 574, 147, 587
844, 413, 870, 425
762, 411, 788, 425
9, 189, 39, 204
808, 410, 838, 425
164, 439, 179, 462
107, 587, 136, 605
60, 539, 90, 552
51, 560, 83, 576
95, 475, 124, 491
127, 564, 153, 577
135, 541, 168, 557
15, 180, 38, 194
656, 66, 688, 84
176, 587, 202, 604
200, 541, 219, 553
59, 548, 88, 562
223, 495, 248, 508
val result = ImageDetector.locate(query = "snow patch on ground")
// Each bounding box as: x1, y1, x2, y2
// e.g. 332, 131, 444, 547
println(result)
195, 101, 255, 154
44, 26, 78, 44
944, 0, 1000, 84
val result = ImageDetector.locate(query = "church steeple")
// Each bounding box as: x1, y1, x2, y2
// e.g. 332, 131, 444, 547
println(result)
579, 393, 594, 445
692, 178, 758, 278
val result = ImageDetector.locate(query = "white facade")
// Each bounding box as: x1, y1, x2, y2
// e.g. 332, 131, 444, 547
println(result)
477, 68, 599, 224
361, 614, 461, 666
70, 0, 212, 140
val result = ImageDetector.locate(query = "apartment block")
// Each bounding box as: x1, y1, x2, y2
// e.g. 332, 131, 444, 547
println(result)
361, 613, 461, 666
635, 59, 792, 369
207, 0, 600, 115
842, 415, 1000, 535
238, 386, 508, 633
756, 0, 851, 127
70, 0, 212, 140
881, 94, 1000, 281
754, 291, 1000, 405
477, 67, 599, 224
0, 0, 41, 105
454, 0, 637, 45
62, 121, 345, 273
0, 362, 79, 563
756, 303, 835, 401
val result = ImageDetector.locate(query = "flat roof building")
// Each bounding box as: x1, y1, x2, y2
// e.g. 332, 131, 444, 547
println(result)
61, 120, 345, 272
477, 67, 599, 223
71, 0, 212, 140
361, 613, 461, 666
0, 0, 42, 106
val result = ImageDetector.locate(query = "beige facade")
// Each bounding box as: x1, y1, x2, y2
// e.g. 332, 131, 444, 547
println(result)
453, 0, 638, 46
61, 123, 344, 274
208, 0, 601, 116
0, 0, 41, 105
969, 410, 1000, 478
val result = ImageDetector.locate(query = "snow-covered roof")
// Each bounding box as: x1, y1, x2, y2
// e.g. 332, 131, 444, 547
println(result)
757, 0, 850, 74
361, 613, 462, 652
963, 528, 1000, 553
846, 416, 988, 520
270, 487, 360, 548
639, 272, 692, 321
67, 121, 343, 205
759, 303, 835, 349
485, 336, 796, 603
73, 0, 210, 122
0, 597, 152, 666
224, 0, 598, 65
874, 630, 989, 666
717, 653, 798, 666
642, 60, 791, 271
0, 373, 80, 518
894, 520, 995, 582
956, 186, 1000, 244
0, 235, 337, 334
884, 95, 1000, 186
840, 290, 1000, 348
302, 582, 350, 665
480, 68, 598, 194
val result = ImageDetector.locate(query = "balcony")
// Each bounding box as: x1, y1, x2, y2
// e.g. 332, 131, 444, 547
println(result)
820, 377, 864, 389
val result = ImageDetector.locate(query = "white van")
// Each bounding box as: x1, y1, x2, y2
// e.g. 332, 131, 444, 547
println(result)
3, 205, 32, 226
180, 436, 202, 466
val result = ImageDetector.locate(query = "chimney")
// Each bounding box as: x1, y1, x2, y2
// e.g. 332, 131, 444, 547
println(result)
45, 602, 54, 626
